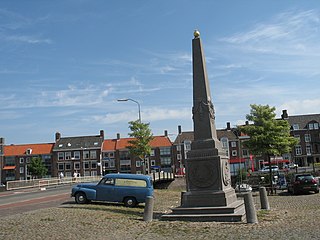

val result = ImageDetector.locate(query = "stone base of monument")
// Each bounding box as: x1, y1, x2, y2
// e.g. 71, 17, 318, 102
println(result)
161, 199, 246, 222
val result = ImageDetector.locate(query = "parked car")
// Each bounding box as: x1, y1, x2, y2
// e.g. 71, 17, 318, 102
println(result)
234, 183, 252, 192
71, 173, 154, 207
284, 163, 298, 169
259, 165, 279, 173
287, 173, 319, 195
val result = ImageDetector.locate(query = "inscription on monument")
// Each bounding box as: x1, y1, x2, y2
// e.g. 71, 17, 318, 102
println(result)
189, 161, 217, 188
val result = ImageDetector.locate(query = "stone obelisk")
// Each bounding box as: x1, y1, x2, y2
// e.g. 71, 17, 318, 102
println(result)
162, 30, 245, 222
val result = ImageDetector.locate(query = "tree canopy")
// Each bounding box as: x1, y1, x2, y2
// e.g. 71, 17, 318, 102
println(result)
127, 120, 154, 160
28, 157, 47, 178
239, 104, 298, 157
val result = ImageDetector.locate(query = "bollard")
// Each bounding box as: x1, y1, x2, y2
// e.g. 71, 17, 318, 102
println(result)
244, 192, 258, 224
259, 186, 270, 210
143, 196, 154, 222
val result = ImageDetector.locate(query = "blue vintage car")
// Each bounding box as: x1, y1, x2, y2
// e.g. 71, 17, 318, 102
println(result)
71, 173, 154, 207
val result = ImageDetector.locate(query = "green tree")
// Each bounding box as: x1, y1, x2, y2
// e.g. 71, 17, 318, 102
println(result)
127, 120, 153, 174
28, 157, 47, 178
239, 104, 298, 189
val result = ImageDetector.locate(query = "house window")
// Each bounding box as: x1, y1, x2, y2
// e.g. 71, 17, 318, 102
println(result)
120, 160, 131, 172
136, 161, 141, 167
160, 157, 171, 167
83, 151, 90, 159
160, 147, 171, 156
74, 162, 80, 170
84, 171, 90, 176
91, 161, 97, 169
150, 160, 156, 166
231, 141, 237, 148
20, 158, 24, 164
109, 159, 115, 168
65, 152, 71, 160
65, 162, 71, 170
309, 123, 314, 130
58, 152, 64, 160
295, 145, 302, 155
305, 134, 311, 143
58, 163, 64, 170
90, 151, 97, 159
150, 149, 155, 156
109, 152, 114, 158
119, 151, 130, 160
232, 150, 237, 156
306, 145, 312, 155
177, 154, 182, 160
73, 151, 80, 160
294, 135, 300, 143
176, 145, 181, 151
91, 171, 97, 176
293, 124, 299, 130
84, 161, 89, 169
184, 141, 191, 151
26, 148, 32, 155
26, 157, 30, 163
221, 137, 228, 149
242, 149, 249, 157
20, 166, 24, 174
314, 123, 319, 129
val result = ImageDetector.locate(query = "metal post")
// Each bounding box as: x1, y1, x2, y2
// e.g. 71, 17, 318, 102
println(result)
243, 192, 258, 224
259, 186, 270, 210
143, 196, 154, 222
117, 98, 141, 122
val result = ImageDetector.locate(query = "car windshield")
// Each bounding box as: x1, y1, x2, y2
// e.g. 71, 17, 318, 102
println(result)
296, 175, 313, 181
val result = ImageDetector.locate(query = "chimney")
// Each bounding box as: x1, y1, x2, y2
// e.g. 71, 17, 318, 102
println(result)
100, 130, 104, 139
116, 133, 120, 140
178, 125, 182, 134
226, 122, 231, 130
245, 121, 249, 126
164, 130, 168, 136
0, 137, 4, 145
281, 109, 288, 119
55, 132, 61, 142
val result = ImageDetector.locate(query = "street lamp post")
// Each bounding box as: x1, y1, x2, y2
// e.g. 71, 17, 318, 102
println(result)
117, 98, 141, 122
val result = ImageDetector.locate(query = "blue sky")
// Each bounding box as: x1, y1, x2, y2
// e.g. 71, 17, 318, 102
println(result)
1, 1, 320, 144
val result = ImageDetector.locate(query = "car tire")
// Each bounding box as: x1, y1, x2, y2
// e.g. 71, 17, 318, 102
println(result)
124, 197, 137, 207
293, 188, 298, 195
315, 188, 319, 194
75, 192, 88, 204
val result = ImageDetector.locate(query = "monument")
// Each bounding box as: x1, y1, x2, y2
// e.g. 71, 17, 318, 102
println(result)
162, 30, 245, 222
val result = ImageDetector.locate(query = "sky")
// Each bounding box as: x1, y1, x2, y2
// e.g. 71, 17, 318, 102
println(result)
1, 0, 320, 144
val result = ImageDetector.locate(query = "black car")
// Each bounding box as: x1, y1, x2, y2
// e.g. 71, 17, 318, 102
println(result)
287, 173, 319, 195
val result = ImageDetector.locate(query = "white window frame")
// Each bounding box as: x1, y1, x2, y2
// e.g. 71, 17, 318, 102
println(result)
58, 163, 64, 170
293, 124, 299, 130
150, 160, 156, 166
136, 161, 141, 168
20, 166, 24, 174
90, 151, 97, 159
305, 134, 311, 143
58, 152, 64, 160
306, 145, 312, 155
295, 145, 302, 155
19, 157, 24, 164
83, 151, 90, 159
83, 161, 90, 169
150, 149, 155, 157
73, 151, 80, 160
65, 152, 72, 160
74, 162, 80, 170
231, 141, 237, 148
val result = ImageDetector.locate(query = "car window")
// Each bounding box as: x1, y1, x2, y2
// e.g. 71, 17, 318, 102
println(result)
115, 178, 147, 187
103, 178, 115, 185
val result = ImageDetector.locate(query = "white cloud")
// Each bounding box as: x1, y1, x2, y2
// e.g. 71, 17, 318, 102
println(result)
277, 99, 320, 116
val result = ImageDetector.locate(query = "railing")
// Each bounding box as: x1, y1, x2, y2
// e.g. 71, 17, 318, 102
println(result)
5, 172, 175, 191
150, 171, 174, 182
6, 176, 101, 191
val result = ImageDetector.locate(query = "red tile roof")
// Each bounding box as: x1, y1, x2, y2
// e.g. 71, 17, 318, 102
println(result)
102, 136, 172, 151
4, 143, 54, 156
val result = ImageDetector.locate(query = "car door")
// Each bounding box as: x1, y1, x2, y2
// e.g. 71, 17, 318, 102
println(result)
95, 177, 116, 202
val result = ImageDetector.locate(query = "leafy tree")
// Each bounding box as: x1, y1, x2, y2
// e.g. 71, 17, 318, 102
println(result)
127, 120, 153, 174
28, 157, 47, 178
239, 104, 298, 189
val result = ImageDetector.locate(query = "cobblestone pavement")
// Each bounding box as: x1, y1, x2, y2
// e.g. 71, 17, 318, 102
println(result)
1, 189, 320, 240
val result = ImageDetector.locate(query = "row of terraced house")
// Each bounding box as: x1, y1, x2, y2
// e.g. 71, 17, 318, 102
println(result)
1, 110, 320, 184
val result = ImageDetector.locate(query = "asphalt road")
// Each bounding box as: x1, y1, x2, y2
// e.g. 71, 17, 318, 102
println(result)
0, 185, 73, 218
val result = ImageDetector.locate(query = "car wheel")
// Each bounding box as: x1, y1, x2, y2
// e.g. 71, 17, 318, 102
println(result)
124, 197, 137, 207
315, 188, 319, 194
75, 192, 88, 204
293, 188, 299, 195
